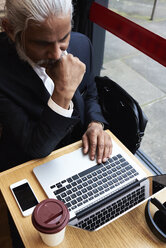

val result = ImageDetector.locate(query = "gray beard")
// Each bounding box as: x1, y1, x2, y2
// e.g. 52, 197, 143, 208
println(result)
15, 41, 67, 68
15, 41, 36, 67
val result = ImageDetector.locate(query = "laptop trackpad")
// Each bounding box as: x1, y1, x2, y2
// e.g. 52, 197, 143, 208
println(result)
33, 148, 96, 188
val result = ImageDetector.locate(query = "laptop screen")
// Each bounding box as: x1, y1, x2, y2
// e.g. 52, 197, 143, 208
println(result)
150, 174, 166, 194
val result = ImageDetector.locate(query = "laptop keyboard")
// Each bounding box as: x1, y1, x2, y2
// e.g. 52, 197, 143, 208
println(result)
51, 154, 139, 211
75, 186, 145, 231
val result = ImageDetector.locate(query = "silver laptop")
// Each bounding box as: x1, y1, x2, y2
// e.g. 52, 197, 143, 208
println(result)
33, 139, 163, 231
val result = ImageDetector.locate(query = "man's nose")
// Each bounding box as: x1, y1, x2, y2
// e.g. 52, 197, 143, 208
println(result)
47, 43, 62, 61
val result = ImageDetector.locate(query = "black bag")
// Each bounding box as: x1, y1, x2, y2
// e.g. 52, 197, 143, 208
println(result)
95, 76, 148, 154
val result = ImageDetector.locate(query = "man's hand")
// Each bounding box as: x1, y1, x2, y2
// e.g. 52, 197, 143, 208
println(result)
82, 122, 113, 163
46, 54, 86, 109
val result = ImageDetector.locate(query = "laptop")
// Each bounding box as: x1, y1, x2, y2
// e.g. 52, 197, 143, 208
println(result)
33, 138, 165, 231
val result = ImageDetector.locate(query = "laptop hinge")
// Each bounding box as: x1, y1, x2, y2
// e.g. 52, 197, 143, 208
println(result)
76, 179, 141, 220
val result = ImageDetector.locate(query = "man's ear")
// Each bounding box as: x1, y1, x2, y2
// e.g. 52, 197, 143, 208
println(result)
1, 18, 15, 41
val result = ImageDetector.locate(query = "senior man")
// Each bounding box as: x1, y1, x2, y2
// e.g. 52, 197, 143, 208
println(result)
0, 0, 112, 172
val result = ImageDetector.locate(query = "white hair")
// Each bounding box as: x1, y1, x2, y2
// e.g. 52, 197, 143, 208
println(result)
4, 0, 73, 39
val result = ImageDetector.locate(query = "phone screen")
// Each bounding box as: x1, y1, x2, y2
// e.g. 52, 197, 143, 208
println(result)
13, 182, 38, 211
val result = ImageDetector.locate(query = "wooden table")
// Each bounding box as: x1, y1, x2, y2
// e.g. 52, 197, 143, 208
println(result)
0, 131, 165, 248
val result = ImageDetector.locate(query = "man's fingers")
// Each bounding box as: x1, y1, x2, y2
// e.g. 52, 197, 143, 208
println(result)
103, 134, 113, 161
89, 133, 98, 161
82, 134, 89, 154
99, 133, 112, 163
97, 135, 105, 164
103, 143, 112, 162
82, 123, 113, 163
82, 133, 98, 160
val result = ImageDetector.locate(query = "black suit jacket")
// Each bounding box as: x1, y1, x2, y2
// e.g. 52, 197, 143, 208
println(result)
0, 31, 107, 171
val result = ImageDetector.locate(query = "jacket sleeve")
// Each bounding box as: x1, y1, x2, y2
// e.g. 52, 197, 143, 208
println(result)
0, 92, 80, 158
73, 33, 108, 128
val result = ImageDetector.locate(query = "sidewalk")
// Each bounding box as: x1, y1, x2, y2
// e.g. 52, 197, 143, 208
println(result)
101, 0, 166, 172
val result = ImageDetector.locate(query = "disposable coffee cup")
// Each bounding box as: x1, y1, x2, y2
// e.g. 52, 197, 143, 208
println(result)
32, 199, 69, 247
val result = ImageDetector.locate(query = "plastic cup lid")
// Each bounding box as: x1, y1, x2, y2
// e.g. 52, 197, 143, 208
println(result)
32, 199, 69, 234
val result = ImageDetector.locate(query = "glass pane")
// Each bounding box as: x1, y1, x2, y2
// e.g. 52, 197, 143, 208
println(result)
101, 1, 166, 173
106, 0, 166, 38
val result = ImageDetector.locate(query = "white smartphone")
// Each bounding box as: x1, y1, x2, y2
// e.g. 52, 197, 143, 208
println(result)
10, 179, 39, 217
